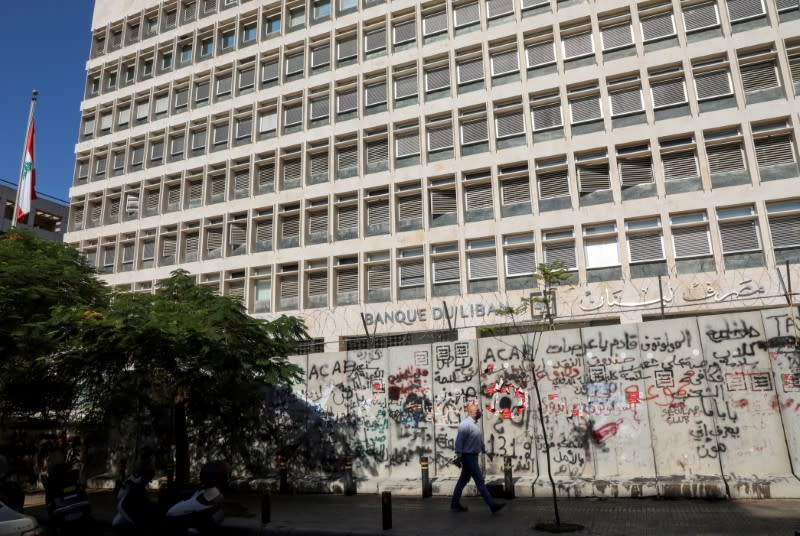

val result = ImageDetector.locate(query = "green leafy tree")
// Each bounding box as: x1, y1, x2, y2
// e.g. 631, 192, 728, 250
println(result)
52, 270, 308, 482
0, 229, 108, 422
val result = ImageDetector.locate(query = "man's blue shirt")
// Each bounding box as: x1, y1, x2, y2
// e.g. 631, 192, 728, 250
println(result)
455, 416, 483, 456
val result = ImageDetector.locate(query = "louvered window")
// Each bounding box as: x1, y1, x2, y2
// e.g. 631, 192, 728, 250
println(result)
425, 67, 450, 91
538, 169, 570, 198
491, 50, 519, 75
789, 56, 800, 84
651, 78, 687, 107
398, 195, 423, 221
258, 164, 275, 190
194, 82, 209, 104
102, 247, 115, 271
212, 124, 228, 146
184, 234, 199, 258
122, 244, 135, 264
337, 269, 359, 294
89, 203, 102, 223
754, 135, 795, 167
423, 11, 447, 36
255, 219, 273, 250
672, 226, 711, 258
495, 111, 525, 138
428, 126, 453, 151
578, 164, 610, 192
239, 68, 255, 89
281, 215, 300, 240
100, 113, 112, 131
461, 118, 488, 144
396, 132, 420, 157
337, 37, 357, 60
727, 0, 765, 21
601, 24, 633, 50
368, 264, 390, 290
457, 59, 484, 83
501, 177, 530, 205
662, 151, 699, 180
706, 143, 745, 174
307, 211, 328, 235
468, 251, 496, 280
719, 220, 761, 252
280, 276, 298, 301
430, 189, 457, 216
394, 21, 416, 44
311, 45, 330, 67
399, 260, 425, 287
233, 170, 250, 193
683, 2, 719, 31
210, 176, 226, 199
283, 159, 302, 182
307, 272, 328, 297
488, 0, 513, 17
337, 205, 358, 229
619, 157, 653, 186
284, 105, 302, 126
740, 62, 779, 92
205, 229, 223, 256
394, 75, 418, 99
609, 87, 643, 116
777, 0, 800, 11
694, 70, 732, 100
229, 223, 247, 252
563, 32, 594, 59
532, 103, 563, 130
570, 95, 602, 123
544, 243, 576, 269
433, 256, 460, 283
285, 53, 304, 75
261, 61, 279, 82
628, 233, 664, 262
188, 182, 203, 205
367, 200, 390, 225
337, 90, 358, 113
366, 140, 389, 165
145, 190, 160, 213
167, 185, 181, 208
258, 112, 277, 133
454, 3, 480, 27
118, 107, 131, 126
770, 215, 800, 248
641, 13, 676, 41
505, 247, 535, 276
366, 82, 387, 106
465, 184, 493, 210
310, 98, 329, 119
109, 198, 121, 219
310, 152, 329, 178
161, 237, 177, 262
337, 146, 358, 171
215, 75, 232, 97
527, 42, 556, 67
365, 29, 386, 52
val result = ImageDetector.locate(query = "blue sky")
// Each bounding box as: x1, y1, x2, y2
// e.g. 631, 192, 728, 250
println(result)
0, 2, 95, 202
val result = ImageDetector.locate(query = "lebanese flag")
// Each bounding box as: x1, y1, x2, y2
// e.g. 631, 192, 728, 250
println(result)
16, 120, 37, 223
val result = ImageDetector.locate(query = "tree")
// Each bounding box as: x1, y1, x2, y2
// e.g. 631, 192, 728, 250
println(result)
492, 262, 582, 533
52, 270, 308, 483
0, 229, 108, 423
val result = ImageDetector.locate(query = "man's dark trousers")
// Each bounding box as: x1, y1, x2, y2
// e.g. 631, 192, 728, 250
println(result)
451, 453, 499, 509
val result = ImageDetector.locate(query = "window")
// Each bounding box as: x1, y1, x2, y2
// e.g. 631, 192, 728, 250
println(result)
671, 212, 712, 258
393, 20, 416, 46
526, 40, 556, 68
495, 108, 525, 139
191, 129, 207, 151
194, 81, 210, 105
364, 28, 387, 55
754, 133, 796, 168
767, 201, 800, 253
650, 74, 687, 108
242, 23, 257, 44
423, 10, 448, 38
265, 16, 281, 36
336, 89, 358, 114
583, 223, 620, 268
569, 91, 602, 124
394, 74, 418, 100
399, 248, 425, 288
608, 84, 643, 117
427, 122, 454, 152
503, 234, 535, 277
717, 205, 761, 254
425, 66, 451, 92
600, 23, 633, 51
661, 140, 699, 181
212, 123, 229, 147
626, 218, 664, 263
739, 60, 780, 93
726, 0, 765, 22
694, 68, 733, 100
285, 53, 304, 76
487, 0, 514, 19
283, 104, 303, 127
617, 147, 653, 187
365, 81, 387, 107
200, 38, 214, 58
457, 57, 484, 84
490, 49, 520, 76
562, 31, 594, 60
542, 229, 577, 269
288, 6, 305, 29
310, 97, 330, 120
683, 2, 720, 32
395, 128, 420, 158
313, 0, 331, 19
467, 239, 497, 282
337, 36, 358, 62
454, 2, 481, 28
705, 140, 745, 174
258, 110, 277, 135
577, 160, 610, 192
311, 45, 331, 68
531, 98, 563, 131
431, 244, 460, 285
238, 67, 255, 91
640, 12, 676, 42
460, 116, 488, 145
220, 30, 235, 51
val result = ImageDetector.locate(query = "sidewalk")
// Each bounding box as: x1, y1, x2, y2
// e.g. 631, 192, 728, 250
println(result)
23, 490, 800, 535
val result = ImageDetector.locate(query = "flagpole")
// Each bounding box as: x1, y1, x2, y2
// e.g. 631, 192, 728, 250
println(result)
12, 89, 39, 228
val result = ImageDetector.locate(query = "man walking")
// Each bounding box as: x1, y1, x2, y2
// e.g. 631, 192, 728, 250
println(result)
450, 400, 505, 513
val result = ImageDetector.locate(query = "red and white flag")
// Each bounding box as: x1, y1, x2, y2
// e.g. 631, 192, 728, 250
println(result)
16, 120, 37, 223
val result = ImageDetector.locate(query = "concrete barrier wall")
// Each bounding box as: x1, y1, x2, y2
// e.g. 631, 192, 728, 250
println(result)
281, 308, 800, 498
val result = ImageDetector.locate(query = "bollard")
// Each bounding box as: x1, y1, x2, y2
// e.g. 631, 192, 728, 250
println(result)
381, 491, 392, 530
504, 456, 515, 499
261, 491, 271, 524
344, 456, 356, 496
420, 456, 432, 498
278, 456, 289, 495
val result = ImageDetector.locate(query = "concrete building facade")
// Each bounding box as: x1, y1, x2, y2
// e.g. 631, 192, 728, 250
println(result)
1, 178, 67, 240
66, 0, 800, 351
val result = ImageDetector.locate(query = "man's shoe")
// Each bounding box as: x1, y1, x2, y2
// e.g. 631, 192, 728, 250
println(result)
451, 505, 469, 512
490, 503, 506, 514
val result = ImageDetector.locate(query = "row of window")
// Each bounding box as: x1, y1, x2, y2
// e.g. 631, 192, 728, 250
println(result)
84, 0, 800, 107
73, 110, 800, 228
75, 199, 800, 313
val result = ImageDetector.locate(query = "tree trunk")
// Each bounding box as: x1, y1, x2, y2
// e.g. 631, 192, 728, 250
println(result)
174, 393, 189, 484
